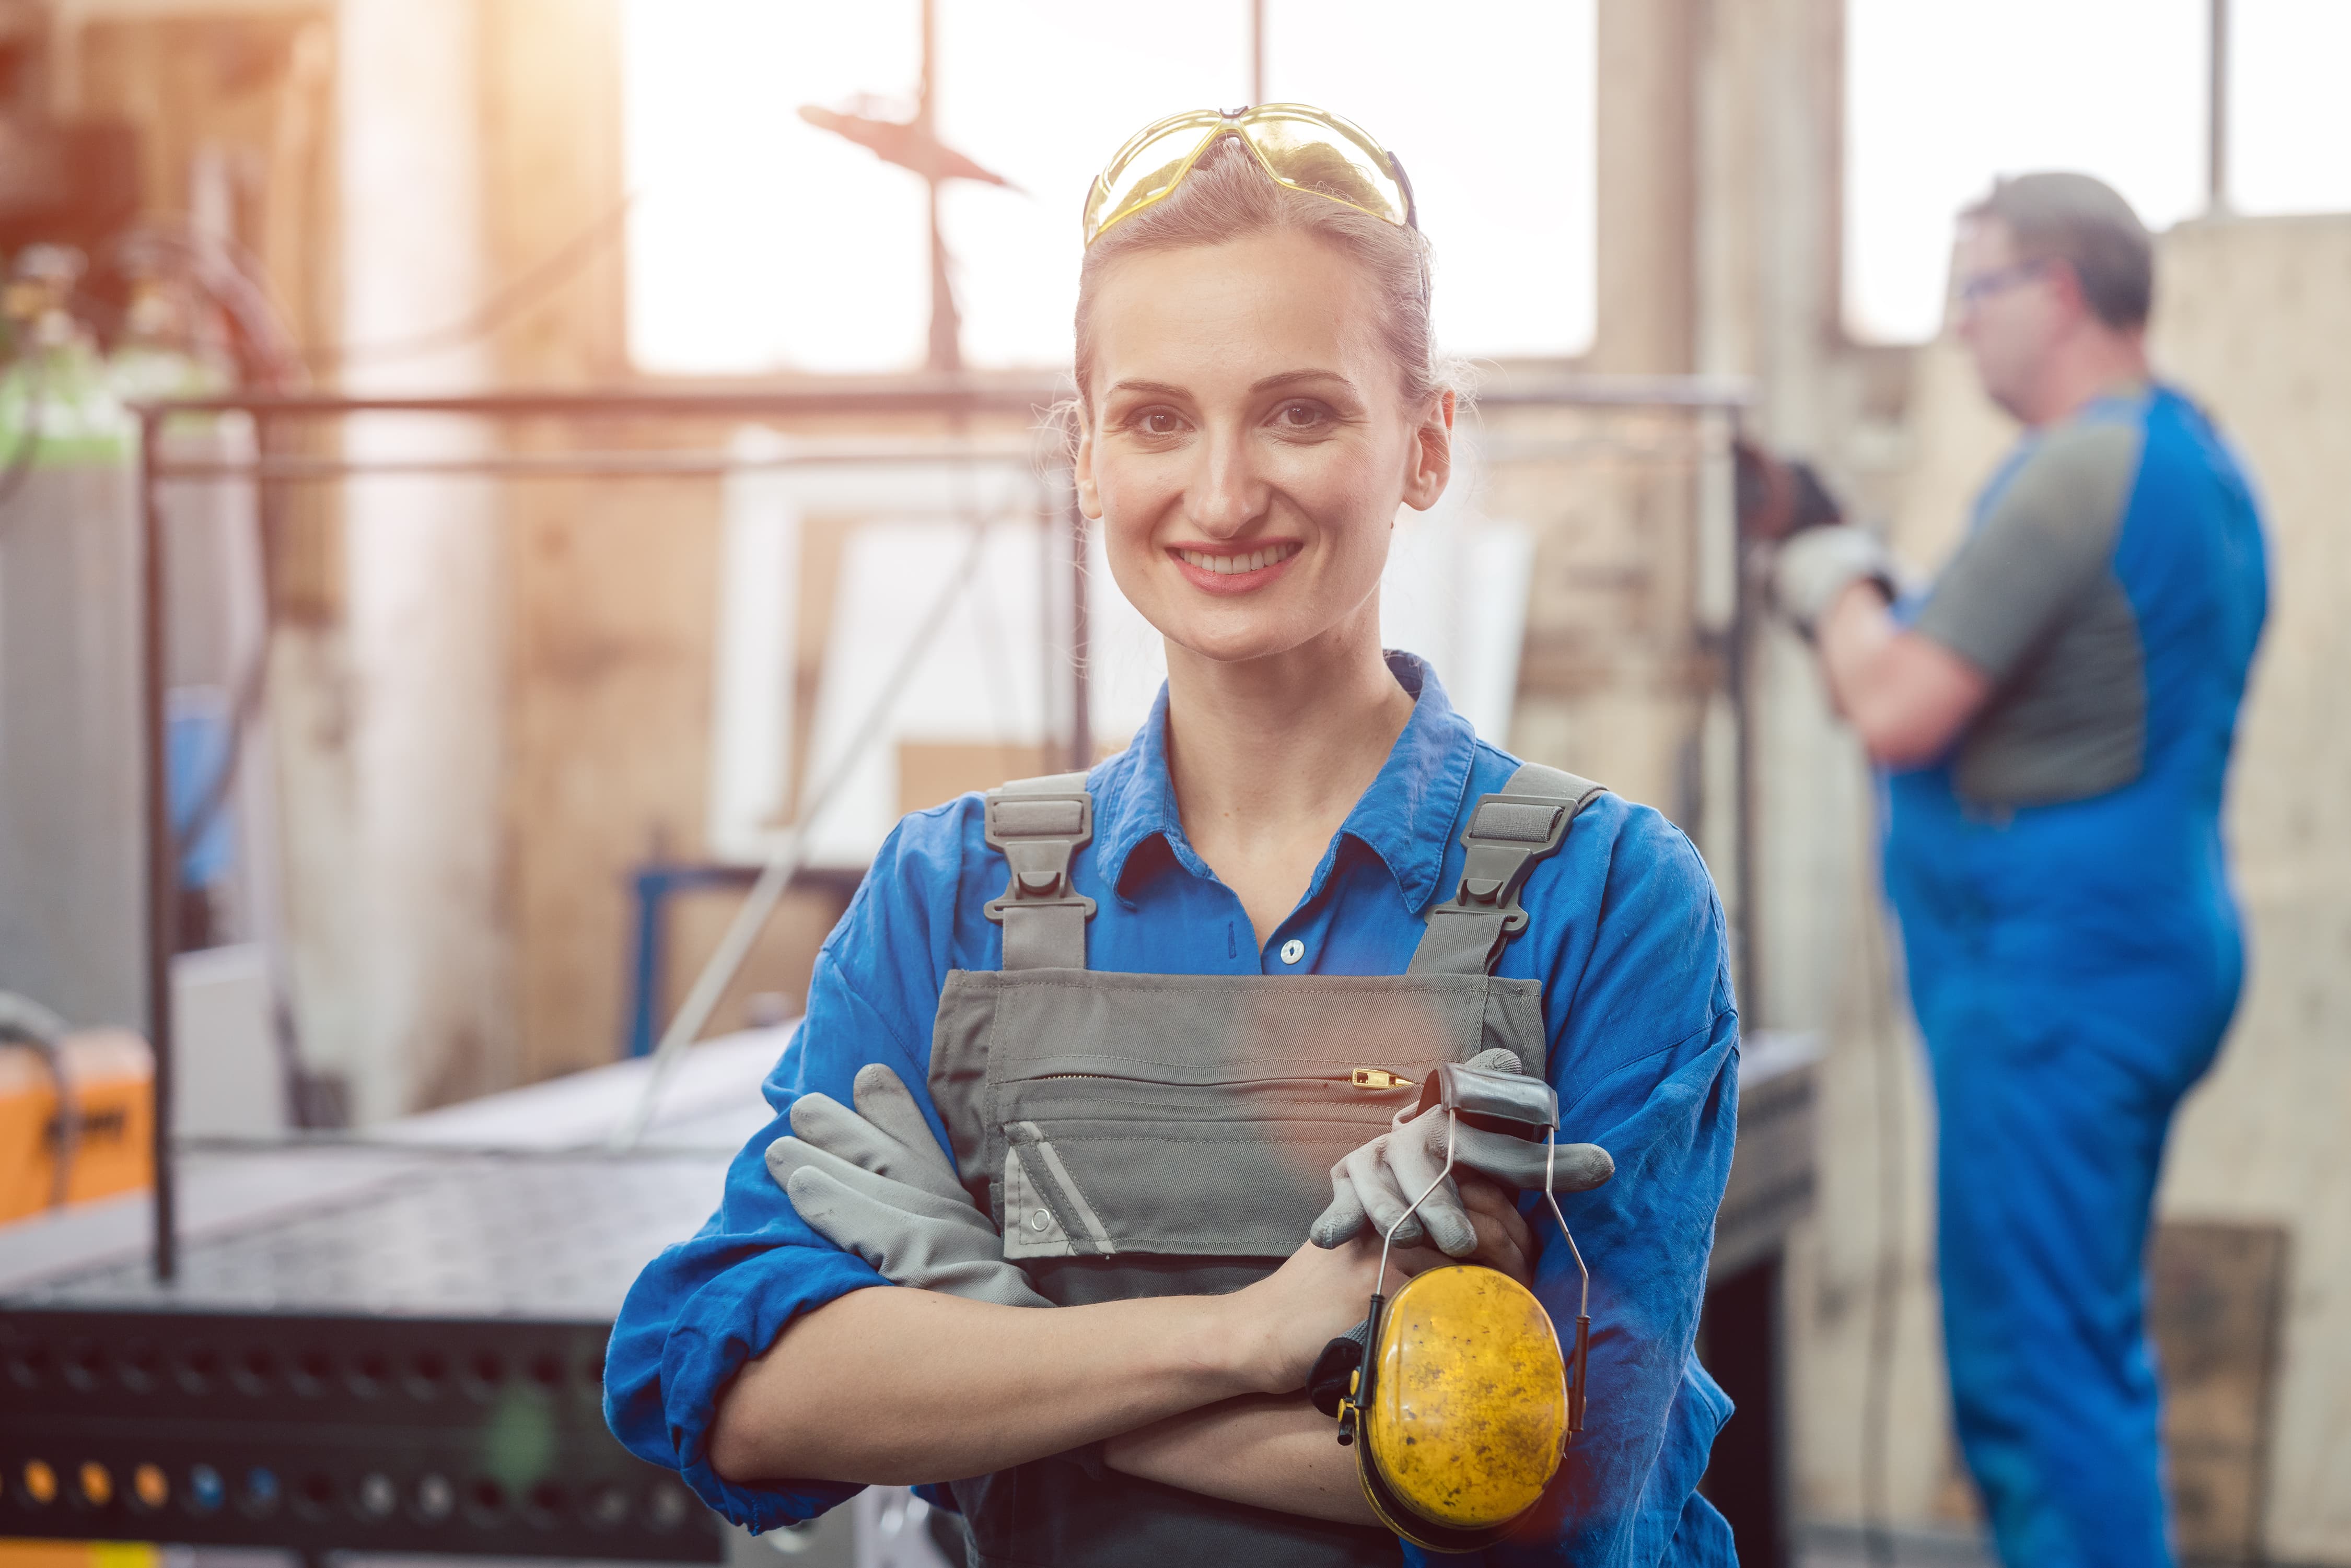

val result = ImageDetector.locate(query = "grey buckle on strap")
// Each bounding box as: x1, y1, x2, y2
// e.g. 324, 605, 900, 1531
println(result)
1410, 763, 1607, 976
984, 774, 1097, 970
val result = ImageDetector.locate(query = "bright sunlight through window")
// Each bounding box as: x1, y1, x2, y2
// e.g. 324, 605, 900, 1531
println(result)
1845, 0, 2351, 345
621, 0, 1596, 376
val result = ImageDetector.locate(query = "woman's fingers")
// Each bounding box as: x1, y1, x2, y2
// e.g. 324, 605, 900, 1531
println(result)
1338, 1137, 1427, 1248
1457, 1175, 1535, 1283
1383, 1119, 1479, 1257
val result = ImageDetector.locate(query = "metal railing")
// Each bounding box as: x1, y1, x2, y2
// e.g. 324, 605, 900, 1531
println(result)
128, 371, 1753, 1281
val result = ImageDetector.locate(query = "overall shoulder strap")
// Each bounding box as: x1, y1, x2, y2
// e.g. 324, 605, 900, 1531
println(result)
1408, 762, 1609, 976
983, 773, 1097, 971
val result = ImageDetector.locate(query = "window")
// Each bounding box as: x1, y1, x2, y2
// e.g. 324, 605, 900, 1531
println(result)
1845, 0, 2351, 344
2227, 0, 2351, 216
1845, 0, 2207, 344
623, 0, 1595, 374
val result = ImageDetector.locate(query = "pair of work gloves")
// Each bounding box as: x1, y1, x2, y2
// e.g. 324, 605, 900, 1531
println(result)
764, 1050, 1615, 1309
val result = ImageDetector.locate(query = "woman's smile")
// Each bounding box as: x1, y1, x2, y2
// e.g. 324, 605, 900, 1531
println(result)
1170, 540, 1303, 593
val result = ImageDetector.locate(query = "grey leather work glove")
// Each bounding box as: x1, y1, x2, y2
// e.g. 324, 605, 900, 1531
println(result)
1308, 1048, 1615, 1258
766, 1062, 1050, 1308
1769, 523, 1901, 640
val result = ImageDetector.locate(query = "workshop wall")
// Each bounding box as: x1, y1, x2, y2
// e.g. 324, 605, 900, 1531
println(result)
2147, 214, 2351, 1565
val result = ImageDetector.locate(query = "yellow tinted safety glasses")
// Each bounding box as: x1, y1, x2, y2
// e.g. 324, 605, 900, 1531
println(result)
1080, 103, 1420, 249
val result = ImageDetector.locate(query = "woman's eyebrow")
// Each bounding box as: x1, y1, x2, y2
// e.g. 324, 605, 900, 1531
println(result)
1105, 370, 1355, 399
1250, 369, 1355, 393
1105, 379, 1190, 399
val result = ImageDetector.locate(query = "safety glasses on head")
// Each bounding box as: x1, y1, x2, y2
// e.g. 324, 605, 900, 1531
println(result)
1080, 103, 1420, 249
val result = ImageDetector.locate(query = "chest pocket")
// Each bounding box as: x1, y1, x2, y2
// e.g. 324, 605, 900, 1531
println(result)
933, 970, 1546, 1259
927, 765, 1604, 1268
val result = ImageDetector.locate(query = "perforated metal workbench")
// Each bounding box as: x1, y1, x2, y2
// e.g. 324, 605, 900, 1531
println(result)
0, 1033, 784, 1563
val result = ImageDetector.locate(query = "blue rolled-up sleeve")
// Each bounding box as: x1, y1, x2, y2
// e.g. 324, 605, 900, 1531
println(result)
1467, 798, 1742, 1566
603, 805, 979, 1531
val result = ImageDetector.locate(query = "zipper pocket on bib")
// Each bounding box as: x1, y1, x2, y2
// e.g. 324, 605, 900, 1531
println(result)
1021, 1063, 1418, 1093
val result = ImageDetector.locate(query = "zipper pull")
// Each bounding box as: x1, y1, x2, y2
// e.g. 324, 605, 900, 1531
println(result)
1351, 1067, 1416, 1091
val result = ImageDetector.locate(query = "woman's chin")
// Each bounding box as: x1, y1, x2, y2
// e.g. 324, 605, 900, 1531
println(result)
1154, 612, 1351, 671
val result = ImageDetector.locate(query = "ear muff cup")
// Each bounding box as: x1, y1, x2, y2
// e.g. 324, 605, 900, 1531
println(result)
1352, 1265, 1567, 1551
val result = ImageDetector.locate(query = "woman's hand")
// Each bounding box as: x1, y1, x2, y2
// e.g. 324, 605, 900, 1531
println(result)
1218, 1174, 1535, 1395
1307, 1052, 1614, 1257
1457, 1173, 1536, 1282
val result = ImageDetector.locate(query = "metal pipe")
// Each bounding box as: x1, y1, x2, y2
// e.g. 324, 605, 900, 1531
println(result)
1251, 0, 1266, 106
148, 432, 1720, 485
2208, 0, 2231, 215
129, 379, 1069, 422
1728, 411, 1760, 1026
1474, 373, 1751, 410
137, 406, 178, 1282
1066, 471, 1091, 772
149, 441, 1045, 483
126, 372, 1747, 425
124, 373, 1760, 1218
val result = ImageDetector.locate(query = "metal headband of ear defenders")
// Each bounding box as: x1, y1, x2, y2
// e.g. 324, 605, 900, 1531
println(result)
1080, 103, 1421, 249
1310, 1062, 1595, 1553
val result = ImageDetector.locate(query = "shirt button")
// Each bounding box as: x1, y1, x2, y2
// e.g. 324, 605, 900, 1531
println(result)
1028, 1210, 1053, 1233
1279, 939, 1305, 966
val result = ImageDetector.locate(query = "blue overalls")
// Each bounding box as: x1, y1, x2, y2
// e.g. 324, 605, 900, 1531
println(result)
1884, 387, 2268, 1566
607, 654, 1743, 1564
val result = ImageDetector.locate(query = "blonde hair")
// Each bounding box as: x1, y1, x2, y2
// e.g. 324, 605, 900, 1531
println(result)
1071, 134, 1468, 415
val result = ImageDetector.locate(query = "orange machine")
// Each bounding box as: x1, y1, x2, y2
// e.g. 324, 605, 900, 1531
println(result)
0, 1030, 152, 1225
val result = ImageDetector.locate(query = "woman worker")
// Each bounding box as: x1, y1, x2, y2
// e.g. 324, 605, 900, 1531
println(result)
607, 106, 1740, 1565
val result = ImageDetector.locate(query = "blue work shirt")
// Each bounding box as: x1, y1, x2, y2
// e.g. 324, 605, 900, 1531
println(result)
1887, 384, 2267, 1064
607, 653, 1741, 1565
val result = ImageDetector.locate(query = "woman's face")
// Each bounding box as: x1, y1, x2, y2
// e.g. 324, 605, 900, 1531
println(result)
1076, 228, 1451, 669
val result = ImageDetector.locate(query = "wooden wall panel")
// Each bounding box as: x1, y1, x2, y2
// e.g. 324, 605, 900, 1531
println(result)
2148, 214, 2351, 1566
1486, 405, 1713, 828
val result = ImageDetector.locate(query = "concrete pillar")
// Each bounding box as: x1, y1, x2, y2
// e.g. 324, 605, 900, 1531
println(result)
326, 0, 510, 1119
1685, 0, 1970, 1536
1590, 0, 1698, 375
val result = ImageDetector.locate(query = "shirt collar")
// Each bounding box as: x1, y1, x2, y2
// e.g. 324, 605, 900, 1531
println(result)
1092, 651, 1480, 915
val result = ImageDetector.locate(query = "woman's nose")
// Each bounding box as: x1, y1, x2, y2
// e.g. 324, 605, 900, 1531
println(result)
1189, 429, 1267, 539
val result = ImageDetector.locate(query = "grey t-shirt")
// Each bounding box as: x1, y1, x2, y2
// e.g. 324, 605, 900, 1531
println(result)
1913, 416, 2147, 808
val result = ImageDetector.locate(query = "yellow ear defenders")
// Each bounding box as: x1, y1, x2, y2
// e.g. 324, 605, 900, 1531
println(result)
1307, 1062, 1598, 1552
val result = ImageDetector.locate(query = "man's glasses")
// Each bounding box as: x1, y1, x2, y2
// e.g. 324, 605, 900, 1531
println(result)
1956, 258, 2051, 308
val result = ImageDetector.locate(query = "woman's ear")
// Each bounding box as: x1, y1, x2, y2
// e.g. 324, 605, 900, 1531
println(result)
1073, 413, 1105, 520
1401, 390, 1454, 512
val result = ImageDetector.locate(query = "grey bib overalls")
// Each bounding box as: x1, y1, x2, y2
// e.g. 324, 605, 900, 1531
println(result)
928, 764, 1604, 1567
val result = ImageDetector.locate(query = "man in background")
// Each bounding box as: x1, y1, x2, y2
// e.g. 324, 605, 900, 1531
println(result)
1765, 173, 2268, 1566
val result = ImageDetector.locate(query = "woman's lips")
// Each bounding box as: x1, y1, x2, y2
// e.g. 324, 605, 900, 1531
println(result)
1169, 541, 1301, 594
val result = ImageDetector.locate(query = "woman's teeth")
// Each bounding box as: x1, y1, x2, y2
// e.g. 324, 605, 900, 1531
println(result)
1177, 543, 1300, 576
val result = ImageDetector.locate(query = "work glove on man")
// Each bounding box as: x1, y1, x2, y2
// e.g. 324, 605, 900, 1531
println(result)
1768, 525, 1903, 641
1308, 1048, 1614, 1258
766, 1062, 1050, 1308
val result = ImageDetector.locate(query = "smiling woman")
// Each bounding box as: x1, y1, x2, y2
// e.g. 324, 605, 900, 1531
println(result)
606, 101, 1740, 1568
1069, 130, 1457, 936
